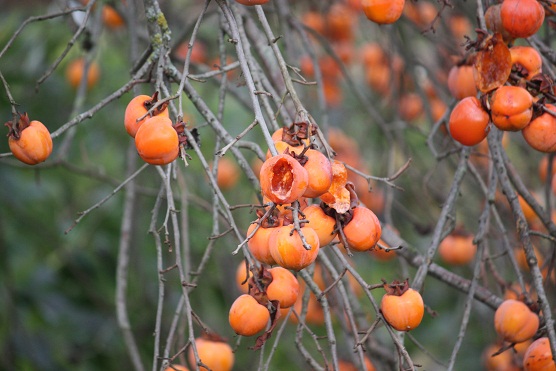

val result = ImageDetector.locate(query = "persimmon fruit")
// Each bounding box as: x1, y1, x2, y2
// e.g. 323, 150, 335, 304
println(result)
229, 294, 270, 336
523, 337, 556, 371
124, 93, 169, 138
134, 116, 179, 165
362, 0, 406, 25
438, 232, 477, 265
267, 267, 300, 308
522, 104, 556, 152
302, 204, 337, 247
380, 281, 424, 331
494, 299, 539, 343
6, 113, 53, 165
490, 86, 533, 131
448, 96, 490, 146
260, 154, 309, 205
500, 0, 545, 39
187, 337, 234, 371
342, 206, 382, 252
269, 225, 320, 271
66, 58, 100, 89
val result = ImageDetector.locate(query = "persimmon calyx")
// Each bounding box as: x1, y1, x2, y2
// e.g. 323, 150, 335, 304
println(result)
5, 112, 31, 140
173, 120, 200, 150
280, 121, 317, 146
142, 91, 169, 118
382, 278, 410, 296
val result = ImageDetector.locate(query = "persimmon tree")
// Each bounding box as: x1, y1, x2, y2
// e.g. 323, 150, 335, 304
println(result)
1, 0, 556, 370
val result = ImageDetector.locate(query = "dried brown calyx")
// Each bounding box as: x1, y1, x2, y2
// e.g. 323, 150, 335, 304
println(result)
382, 278, 410, 296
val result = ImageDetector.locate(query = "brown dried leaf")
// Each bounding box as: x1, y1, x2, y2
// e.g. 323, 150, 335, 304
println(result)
473, 33, 511, 93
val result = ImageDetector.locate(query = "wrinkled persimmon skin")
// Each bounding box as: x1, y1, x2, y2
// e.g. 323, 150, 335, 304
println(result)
522, 104, 556, 152
303, 149, 333, 198
187, 338, 234, 371
342, 206, 382, 252
501, 0, 545, 39
491, 86, 533, 131
267, 267, 300, 308
247, 223, 278, 266
124, 94, 169, 138
320, 160, 351, 213
269, 225, 320, 271
135, 116, 179, 165
449, 96, 490, 146
260, 154, 309, 205
381, 288, 424, 331
229, 294, 270, 336
510, 46, 542, 79
8, 120, 53, 165
303, 204, 337, 247
494, 299, 539, 343
362, 0, 405, 25
523, 337, 556, 371
447, 65, 478, 100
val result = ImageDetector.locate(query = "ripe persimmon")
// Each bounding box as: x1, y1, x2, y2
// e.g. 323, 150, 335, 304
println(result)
124, 93, 169, 138
523, 337, 556, 371
247, 221, 279, 266
164, 365, 189, 371
500, 0, 545, 39
490, 86, 533, 131
260, 154, 309, 205
338, 357, 376, 371
102, 5, 125, 29
135, 116, 179, 165
399, 93, 424, 122
214, 157, 240, 190
438, 232, 477, 265
447, 64, 478, 100
494, 299, 539, 344
187, 337, 234, 371
448, 96, 490, 146
510, 46, 542, 79
229, 294, 270, 336
301, 149, 333, 198
267, 267, 299, 308
324, 4, 355, 42
485, 4, 513, 41
302, 204, 337, 247
66, 58, 100, 89
6, 113, 53, 165
342, 206, 382, 252
380, 280, 424, 331
483, 344, 520, 371
522, 104, 556, 152
269, 225, 320, 271
362, 0, 406, 25
235, 261, 252, 294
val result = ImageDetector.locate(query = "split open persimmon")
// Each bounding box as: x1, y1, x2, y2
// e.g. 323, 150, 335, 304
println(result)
362, 0, 406, 25
124, 93, 169, 138
494, 299, 539, 344
229, 294, 270, 336
522, 104, 556, 152
6, 113, 53, 165
490, 86, 533, 131
134, 116, 179, 165
448, 96, 490, 146
269, 225, 320, 271
260, 154, 308, 205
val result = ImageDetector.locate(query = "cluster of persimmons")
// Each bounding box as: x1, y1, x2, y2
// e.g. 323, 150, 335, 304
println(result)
448, 0, 556, 155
